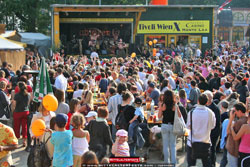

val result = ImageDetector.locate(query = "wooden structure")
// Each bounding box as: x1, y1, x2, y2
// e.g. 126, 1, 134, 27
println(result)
0, 24, 5, 34
0, 38, 25, 71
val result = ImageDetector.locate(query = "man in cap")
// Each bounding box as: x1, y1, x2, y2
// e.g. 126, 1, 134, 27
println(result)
85, 111, 97, 125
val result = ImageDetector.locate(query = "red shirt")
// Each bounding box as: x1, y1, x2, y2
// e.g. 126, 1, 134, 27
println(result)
95, 75, 101, 82
15, 85, 32, 94
66, 112, 73, 130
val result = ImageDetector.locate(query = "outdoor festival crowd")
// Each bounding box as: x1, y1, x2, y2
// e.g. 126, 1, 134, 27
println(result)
0, 41, 250, 167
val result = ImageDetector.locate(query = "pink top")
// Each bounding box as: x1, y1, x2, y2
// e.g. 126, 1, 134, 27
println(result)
199, 66, 209, 78
114, 142, 130, 157
239, 133, 250, 153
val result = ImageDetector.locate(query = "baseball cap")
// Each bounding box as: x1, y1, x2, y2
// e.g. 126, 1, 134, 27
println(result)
116, 129, 128, 137
55, 113, 68, 125
148, 82, 155, 88
85, 111, 97, 118
134, 97, 142, 105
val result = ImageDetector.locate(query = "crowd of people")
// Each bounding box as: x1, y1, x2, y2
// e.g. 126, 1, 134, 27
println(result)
0, 41, 250, 167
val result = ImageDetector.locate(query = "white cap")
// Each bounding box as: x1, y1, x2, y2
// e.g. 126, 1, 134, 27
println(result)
85, 111, 97, 118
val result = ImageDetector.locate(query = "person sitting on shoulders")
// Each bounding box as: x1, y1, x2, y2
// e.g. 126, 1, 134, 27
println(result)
128, 97, 144, 144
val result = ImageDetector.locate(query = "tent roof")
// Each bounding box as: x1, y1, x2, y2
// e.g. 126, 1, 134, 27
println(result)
1, 30, 19, 38
19, 33, 50, 41
19, 32, 50, 46
0, 36, 27, 48
0, 37, 24, 50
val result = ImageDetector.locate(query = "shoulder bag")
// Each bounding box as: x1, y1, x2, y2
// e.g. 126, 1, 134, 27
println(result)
173, 104, 186, 136
0, 90, 11, 119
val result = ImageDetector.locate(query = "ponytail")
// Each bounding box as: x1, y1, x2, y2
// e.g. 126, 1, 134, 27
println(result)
18, 81, 28, 96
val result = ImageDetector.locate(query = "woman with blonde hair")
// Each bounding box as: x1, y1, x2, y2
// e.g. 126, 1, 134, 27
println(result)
81, 82, 93, 109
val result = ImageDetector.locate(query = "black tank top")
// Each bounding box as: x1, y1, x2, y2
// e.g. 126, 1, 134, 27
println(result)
162, 107, 175, 124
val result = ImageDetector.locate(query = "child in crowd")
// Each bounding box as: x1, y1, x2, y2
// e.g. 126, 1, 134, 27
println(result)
50, 113, 73, 167
66, 98, 80, 130
112, 129, 130, 157
220, 101, 229, 123
71, 113, 90, 167
128, 97, 144, 144
81, 151, 99, 165
179, 89, 187, 108
85, 111, 97, 126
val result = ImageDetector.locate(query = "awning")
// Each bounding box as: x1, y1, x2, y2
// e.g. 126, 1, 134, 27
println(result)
0, 36, 27, 47
0, 37, 24, 50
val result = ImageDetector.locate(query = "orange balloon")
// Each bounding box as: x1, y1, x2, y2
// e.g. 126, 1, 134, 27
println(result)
153, 48, 157, 56
42, 94, 58, 111
31, 119, 46, 137
153, 39, 157, 44
148, 41, 153, 46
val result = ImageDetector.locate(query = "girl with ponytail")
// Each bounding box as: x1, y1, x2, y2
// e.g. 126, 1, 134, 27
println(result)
12, 81, 31, 147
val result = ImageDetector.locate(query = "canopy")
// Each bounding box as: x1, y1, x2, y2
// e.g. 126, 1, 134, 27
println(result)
0, 36, 27, 47
19, 33, 51, 47
20, 32, 51, 58
0, 37, 23, 50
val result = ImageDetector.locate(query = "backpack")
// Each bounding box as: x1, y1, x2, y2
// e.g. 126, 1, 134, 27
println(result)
115, 104, 129, 130
27, 136, 52, 167
0, 90, 11, 119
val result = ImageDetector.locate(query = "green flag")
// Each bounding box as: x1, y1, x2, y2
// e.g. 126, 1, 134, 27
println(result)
33, 57, 53, 102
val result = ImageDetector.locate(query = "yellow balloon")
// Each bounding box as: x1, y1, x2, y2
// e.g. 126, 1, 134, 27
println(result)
42, 94, 58, 111
148, 41, 153, 46
153, 39, 157, 44
131, 52, 136, 58
31, 119, 46, 137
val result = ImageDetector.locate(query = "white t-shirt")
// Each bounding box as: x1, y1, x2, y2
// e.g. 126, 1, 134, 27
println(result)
90, 52, 99, 60
138, 72, 146, 81
54, 74, 68, 91
154, 60, 161, 66
73, 89, 84, 99
196, 49, 201, 57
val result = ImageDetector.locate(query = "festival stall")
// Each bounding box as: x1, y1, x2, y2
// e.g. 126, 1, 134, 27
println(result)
0, 37, 25, 71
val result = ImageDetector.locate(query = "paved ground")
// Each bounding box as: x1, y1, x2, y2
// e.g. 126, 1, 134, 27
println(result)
12, 138, 223, 167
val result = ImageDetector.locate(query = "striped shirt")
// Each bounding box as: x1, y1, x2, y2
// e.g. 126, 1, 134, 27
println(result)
115, 142, 130, 157
108, 94, 123, 125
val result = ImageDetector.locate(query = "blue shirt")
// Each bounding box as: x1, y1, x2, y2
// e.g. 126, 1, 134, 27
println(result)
220, 119, 229, 149
51, 130, 73, 167
149, 88, 160, 105
184, 83, 191, 99
135, 107, 144, 121
99, 78, 108, 93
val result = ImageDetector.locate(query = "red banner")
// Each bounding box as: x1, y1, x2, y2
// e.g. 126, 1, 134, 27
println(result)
109, 158, 141, 163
